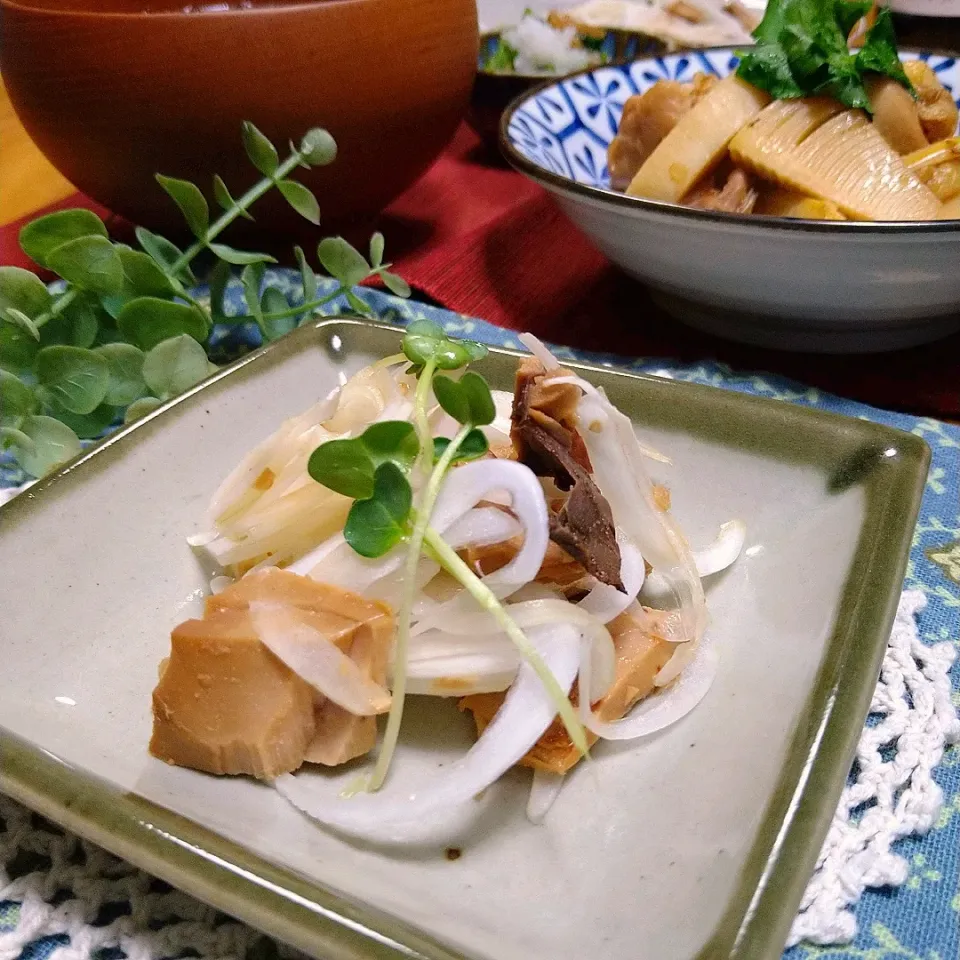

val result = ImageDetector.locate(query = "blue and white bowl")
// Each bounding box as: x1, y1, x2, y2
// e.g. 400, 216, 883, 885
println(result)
500, 48, 960, 353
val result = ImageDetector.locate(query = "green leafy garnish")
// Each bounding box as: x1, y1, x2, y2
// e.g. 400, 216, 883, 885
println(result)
0, 122, 412, 480
432, 371, 496, 426
736, 0, 913, 112
483, 38, 518, 72
344, 461, 413, 558
402, 319, 488, 373
433, 429, 489, 463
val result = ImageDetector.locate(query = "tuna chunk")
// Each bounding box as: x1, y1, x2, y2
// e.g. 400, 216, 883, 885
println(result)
150, 609, 316, 780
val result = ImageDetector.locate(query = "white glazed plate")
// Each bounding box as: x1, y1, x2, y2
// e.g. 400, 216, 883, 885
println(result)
500, 49, 960, 352
0, 320, 929, 960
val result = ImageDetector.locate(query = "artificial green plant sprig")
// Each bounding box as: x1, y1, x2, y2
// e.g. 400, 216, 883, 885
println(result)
0, 123, 411, 480
307, 320, 589, 791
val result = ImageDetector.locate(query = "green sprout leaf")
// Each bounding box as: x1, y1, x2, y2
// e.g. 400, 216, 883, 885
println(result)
317, 236, 370, 288
381, 271, 411, 299
259, 287, 295, 340
308, 438, 377, 499
483, 38, 518, 72
300, 128, 337, 166
242, 121, 280, 176
40, 294, 101, 348
8, 414, 82, 478
34, 345, 110, 415
0, 369, 38, 421
19, 209, 108, 268
369, 232, 385, 269
295, 246, 317, 302
116, 297, 209, 351
46, 236, 125, 296
0, 425, 33, 453
156, 175, 210, 240
307, 421, 420, 499
278, 179, 321, 225
124, 396, 163, 424
433, 428, 488, 464
0, 266, 53, 317
116, 248, 177, 299
135, 228, 196, 285
142, 334, 210, 399
96, 342, 146, 406
344, 462, 412, 558
432, 371, 495, 426
345, 290, 371, 316
208, 258, 232, 318
212, 174, 254, 220
402, 319, 488, 372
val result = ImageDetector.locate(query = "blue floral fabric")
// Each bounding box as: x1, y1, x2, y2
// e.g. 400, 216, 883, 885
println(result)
2, 275, 958, 959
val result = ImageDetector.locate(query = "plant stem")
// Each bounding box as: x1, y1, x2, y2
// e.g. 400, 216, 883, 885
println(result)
169, 148, 308, 277
258, 286, 347, 323
422, 525, 589, 756
33, 288, 79, 329
412, 358, 438, 484
368, 421, 471, 791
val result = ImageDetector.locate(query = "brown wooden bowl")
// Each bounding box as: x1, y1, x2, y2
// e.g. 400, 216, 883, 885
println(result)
0, 0, 478, 243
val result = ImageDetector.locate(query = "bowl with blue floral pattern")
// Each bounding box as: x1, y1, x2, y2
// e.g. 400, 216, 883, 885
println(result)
500, 47, 960, 353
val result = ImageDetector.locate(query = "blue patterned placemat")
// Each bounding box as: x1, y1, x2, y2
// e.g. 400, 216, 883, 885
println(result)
2, 276, 958, 960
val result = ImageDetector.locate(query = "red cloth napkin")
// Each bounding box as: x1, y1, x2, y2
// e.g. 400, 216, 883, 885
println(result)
5, 123, 959, 420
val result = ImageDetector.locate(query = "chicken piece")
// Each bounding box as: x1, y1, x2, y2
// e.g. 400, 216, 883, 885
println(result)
607, 74, 717, 191
684, 163, 758, 214
665, 0, 705, 23
460, 606, 674, 774
904, 60, 959, 144
150, 609, 316, 780
867, 76, 928, 155
157, 569, 395, 772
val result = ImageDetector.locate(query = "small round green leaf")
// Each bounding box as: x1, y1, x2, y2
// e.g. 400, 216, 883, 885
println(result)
96, 342, 146, 405
294, 246, 317, 302
50, 401, 120, 440
124, 396, 163, 424
3, 308, 40, 342
307, 438, 375, 500
208, 243, 277, 266
13, 414, 83, 478
156, 175, 210, 240
142, 335, 210, 399
343, 462, 412, 559
0, 319, 40, 371
34, 345, 109, 415
432, 374, 468, 424
317, 237, 370, 288
259, 287, 294, 341
277, 179, 320, 225
41, 294, 102, 348
345, 291, 372, 317
135, 227, 195, 285
46, 236, 125, 295
300, 128, 337, 166
116, 297, 210, 351
242, 121, 280, 176
19, 209, 108, 268
0, 266, 53, 316
459, 371, 496, 425
381, 271, 411, 299
117, 248, 176, 298
212, 174, 255, 220
0, 369, 38, 421
369, 233, 385, 269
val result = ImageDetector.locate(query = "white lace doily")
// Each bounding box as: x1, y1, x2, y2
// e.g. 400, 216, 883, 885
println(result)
1, 483, 958, 956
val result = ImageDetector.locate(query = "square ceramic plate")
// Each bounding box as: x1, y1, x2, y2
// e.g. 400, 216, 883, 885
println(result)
0, 319, 928, 960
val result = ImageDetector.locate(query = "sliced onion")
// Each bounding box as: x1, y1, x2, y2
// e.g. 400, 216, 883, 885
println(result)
413, 598, 615, 702
186, 530, 219, 547
249, 601, 391, 716
577, 630, 717, 741
275, 624, 580, 841
693, 520, 746, 577
518, 332, 563, 371
526, 769, 565, 825
576, 532, 646, 623
405, 652, 519, 696
444, 507, 522, 551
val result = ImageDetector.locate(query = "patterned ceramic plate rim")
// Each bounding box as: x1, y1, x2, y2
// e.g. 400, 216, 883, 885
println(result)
499, 45, 960, 232
0, 317, 931, 960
